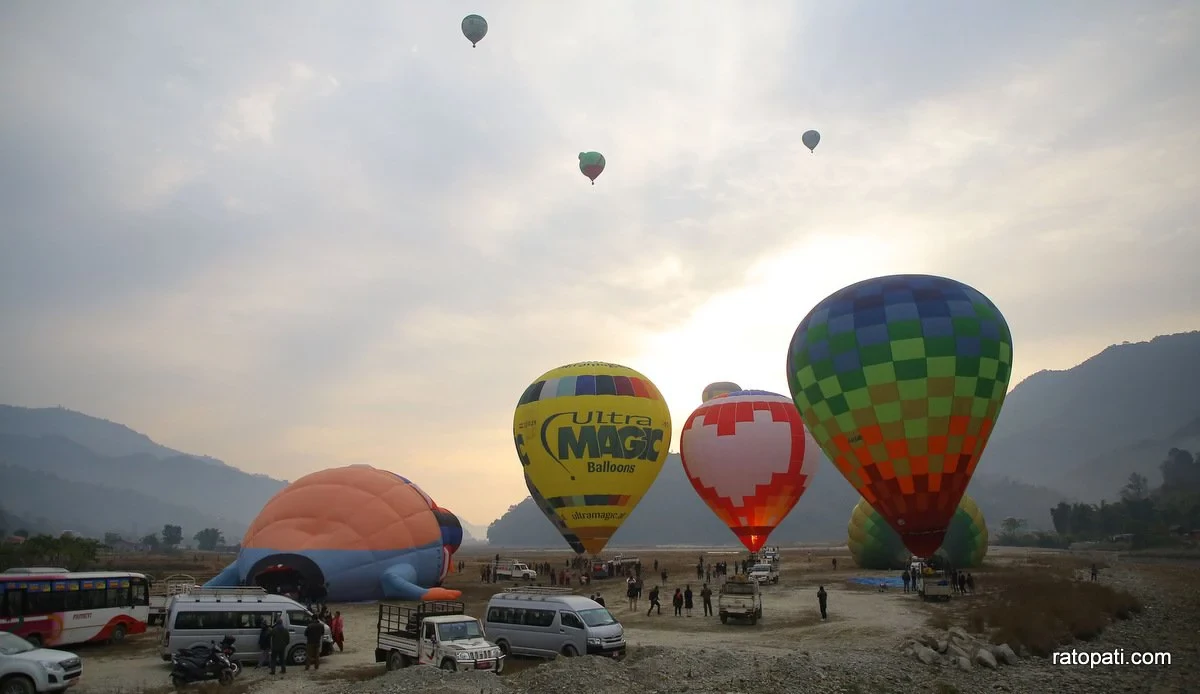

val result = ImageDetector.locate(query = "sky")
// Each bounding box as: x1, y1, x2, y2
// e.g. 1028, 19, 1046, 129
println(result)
1, 1, 1198, 527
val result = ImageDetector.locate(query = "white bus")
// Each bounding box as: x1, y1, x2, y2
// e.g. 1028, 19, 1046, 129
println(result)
0, 567, 150, 648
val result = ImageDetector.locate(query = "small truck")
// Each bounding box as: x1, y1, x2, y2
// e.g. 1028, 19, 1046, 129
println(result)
148, 574, 199, 626
375, 601, 504, 673
747, 562, 779, 585
718, 575, 763, 625
494, 560, 537, 581
913, 562, 953, 602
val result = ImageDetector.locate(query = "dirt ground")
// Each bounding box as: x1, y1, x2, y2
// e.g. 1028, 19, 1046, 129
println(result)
65, 545, 1197, 692
70, 546, 919, 691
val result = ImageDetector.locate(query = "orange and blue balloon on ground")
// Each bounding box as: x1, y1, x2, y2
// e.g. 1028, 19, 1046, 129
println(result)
206, 465, 462, 602
786, 274, 1012, 559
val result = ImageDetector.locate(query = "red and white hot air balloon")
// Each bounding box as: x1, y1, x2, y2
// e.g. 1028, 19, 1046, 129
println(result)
679, 389, 823, 552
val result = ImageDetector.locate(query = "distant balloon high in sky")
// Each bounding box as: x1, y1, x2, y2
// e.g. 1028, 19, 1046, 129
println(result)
578, 151, 606, 185
701, 381, 742, 403
514, 361, 671, 555
461, 14, 488, 47
802, 130, 820, 153
786, 274, 1013, 558
679, 390, 823, 552
848, 495, 989, 569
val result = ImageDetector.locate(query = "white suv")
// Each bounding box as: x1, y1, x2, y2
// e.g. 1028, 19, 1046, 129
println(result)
0, 632, 83, 693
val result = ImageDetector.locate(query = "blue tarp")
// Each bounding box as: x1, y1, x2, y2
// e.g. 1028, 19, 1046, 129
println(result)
847, 576, 907, 588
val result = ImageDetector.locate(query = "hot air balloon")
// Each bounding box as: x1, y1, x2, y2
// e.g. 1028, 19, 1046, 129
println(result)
785, 274, 1013, 559
848, 495, 989, 569
514, 361, 671, 555
524, 472, 586, 554
461, 14, 488, 47
578, 151, 605, 185
701, 381, 742, 403
679, 390, 823, 552
802, 130, 820, 153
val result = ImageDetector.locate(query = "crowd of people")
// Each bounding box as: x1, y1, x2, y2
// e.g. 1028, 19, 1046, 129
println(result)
252, 605, 346, 676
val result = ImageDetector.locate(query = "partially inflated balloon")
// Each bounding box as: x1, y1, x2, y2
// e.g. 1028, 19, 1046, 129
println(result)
680, 390, 822, 552
802, 130, 820, 153
701, 381, 742, 404
461, 14, 488, 47
786, 274, 1013, 558
848, 495, 989, 569
514, 362, 671, 555
578, 151, 605, 185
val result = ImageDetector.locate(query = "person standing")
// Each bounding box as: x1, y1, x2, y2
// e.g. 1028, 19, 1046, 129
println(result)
683, 585, 694, 617
901, 570, 911, 594
700, 583, 713, 616
672, 588, 683, 616
331, 611, 345, 652
304, 618, 324, 670
256, 620, 271, 669
269, 614, 289, 675
646, 586, 661, 616
817, 586, 828, 620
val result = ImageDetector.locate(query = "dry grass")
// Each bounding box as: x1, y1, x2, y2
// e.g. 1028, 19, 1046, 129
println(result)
961, 560, 1142, 657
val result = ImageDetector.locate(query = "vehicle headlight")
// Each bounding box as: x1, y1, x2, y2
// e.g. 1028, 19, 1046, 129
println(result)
587, 638, 601, 646
39, 661, 64, 672
456, 651, 471, 660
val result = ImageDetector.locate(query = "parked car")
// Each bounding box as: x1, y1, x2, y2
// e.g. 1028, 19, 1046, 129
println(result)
0, 631, 83, 693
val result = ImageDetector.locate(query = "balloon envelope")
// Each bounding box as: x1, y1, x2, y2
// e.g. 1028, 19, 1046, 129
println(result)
848, 494, 988, 569
461, 14, 488, 46
514, 361, 671, 555
680, 390, 822, 552
802, 130, 820, 152
578, 151, 606, 182
785, 274, 1013, 558
701, 381, 742, 403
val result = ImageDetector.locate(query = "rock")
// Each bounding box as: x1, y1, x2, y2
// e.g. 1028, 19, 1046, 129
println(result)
948, 626, 970, 642
936, 639, 948, 653
992, 643, 1019, 666
956, 656, 972, 671
947, 643, 968, 660
974, 648, 998, 669
914, 644, 938, 665
919, 633, 940, 649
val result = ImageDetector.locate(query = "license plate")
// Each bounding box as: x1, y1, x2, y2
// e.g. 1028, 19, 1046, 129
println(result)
612, 652, 620, 659
476, 661, 492, 669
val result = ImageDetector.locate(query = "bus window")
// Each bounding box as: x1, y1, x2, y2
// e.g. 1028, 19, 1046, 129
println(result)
1, 590, 24, 618
132, 578, 149, 606
25, 591, 66, 616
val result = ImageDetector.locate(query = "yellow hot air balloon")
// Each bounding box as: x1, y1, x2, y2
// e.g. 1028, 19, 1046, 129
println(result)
514, 361, 672, 555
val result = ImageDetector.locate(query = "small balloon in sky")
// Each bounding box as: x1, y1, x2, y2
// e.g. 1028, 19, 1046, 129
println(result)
462, 14, 488, 47
578, 151, 606, 185
802, 130, 820, 153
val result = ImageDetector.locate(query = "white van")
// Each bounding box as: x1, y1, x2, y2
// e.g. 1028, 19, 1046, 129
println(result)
160, 587, 332, 666
483, 587, 624, 660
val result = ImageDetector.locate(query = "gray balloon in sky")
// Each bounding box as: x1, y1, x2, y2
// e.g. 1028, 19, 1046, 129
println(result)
802, 130, 820, 153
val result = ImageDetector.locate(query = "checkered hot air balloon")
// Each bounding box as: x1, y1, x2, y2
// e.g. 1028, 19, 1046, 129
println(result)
679, 390, 824, 552
786, 274, 1013, 559
848, 494, 989, 569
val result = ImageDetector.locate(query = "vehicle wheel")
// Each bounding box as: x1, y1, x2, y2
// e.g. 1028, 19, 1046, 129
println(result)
386, 651, 404, 671
218, 670, 233, 686
719, 615, 728, 624
562, 644, 579, 657
440, 658, 457, 671
288, 644, 308, 665
494, 656, 505, 674
228, 661, 241, 677
497, 640, 511, 658
170, 675, 186, 690
0, 675, 37, 694
109, 623, 128, 644
23, 634, 42, 649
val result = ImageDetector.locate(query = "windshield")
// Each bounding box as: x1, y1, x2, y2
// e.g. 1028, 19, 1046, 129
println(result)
0, 632, 35, 655
751, 565, 771, 572
437, 620, 484, 641
722, 582, 756, 595
578, 608, 617, 627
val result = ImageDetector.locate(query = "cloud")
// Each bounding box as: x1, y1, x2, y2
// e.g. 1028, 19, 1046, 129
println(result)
1, 1, 1197, 523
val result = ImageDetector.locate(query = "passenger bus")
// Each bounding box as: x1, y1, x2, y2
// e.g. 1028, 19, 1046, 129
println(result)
0, 567, 150, 647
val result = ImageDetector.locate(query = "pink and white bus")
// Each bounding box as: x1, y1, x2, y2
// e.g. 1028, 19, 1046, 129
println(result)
0, 568, 150, 648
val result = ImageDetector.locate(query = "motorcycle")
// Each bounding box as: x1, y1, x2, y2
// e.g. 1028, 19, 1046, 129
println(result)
170, 639, 236, 687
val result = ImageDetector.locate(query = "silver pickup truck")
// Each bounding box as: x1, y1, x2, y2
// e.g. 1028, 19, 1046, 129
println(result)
717, 577, 763, 625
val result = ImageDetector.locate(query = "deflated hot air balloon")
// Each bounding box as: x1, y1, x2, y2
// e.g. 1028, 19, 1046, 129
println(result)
701, 381, 742, 404
461, 14, 488, 47
786, 274, 1013, 559
205, 465, 462, 602
802, 130, 820, 153
680, 390, 823, 552
848, 495, 989, 569
514, 361, 671, 554
578, 151, 605, 185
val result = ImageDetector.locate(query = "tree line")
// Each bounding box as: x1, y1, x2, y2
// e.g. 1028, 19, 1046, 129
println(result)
100, 524, 231, 552
995, 448, 1200, 549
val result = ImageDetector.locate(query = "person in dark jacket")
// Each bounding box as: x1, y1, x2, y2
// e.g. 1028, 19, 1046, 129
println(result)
700, 583, 713, 616
672, 588, 683, 616
304, 618, 324, 670
683, 585, 694, 617
256, 621, 271, 668
646, 586, 661, 616
817, 586, 828, 620
269, 614, 290, 674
